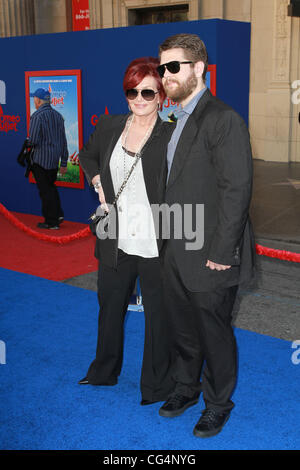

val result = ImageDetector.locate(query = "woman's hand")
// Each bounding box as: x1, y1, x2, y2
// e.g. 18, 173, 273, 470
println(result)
92, 175, 109, 212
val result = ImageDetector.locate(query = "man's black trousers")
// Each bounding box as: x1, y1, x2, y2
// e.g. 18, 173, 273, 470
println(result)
161, 241, 238, 412
32, 163, 64, 226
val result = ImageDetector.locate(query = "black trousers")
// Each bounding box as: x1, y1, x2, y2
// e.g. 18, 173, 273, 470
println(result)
32, 163, 64, 226
162, 241, 238, 412
86, 249, 174, 401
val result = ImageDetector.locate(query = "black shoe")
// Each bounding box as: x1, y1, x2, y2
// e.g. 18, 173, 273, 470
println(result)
78, 376, 118, 386
37, 222, 59, 230
159, 393, 199, 418
193, 408, 231, 438
140, 399, 160, 406
58, 217, 64, 224
78, 377, 89, 384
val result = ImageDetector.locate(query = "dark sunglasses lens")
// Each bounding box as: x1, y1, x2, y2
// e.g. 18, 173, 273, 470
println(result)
126, 89, 138, 100
166, 61, 181, 74
157, 61, 181, 78
157, 65, 165, 78
141, 90, 156, 101
126, 89, 156, 101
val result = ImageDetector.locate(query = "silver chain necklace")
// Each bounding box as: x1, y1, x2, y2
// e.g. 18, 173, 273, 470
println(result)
119, 115, 157, 215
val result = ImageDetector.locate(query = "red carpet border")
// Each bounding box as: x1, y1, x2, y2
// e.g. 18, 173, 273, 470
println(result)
0, 203, 300, 284
0, 206, 98, 281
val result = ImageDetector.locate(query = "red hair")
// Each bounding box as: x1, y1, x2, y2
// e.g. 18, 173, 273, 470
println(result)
123, 57, 166, 110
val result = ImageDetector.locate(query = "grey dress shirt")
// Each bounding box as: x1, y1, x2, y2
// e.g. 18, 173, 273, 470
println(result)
166, 87, 207, 181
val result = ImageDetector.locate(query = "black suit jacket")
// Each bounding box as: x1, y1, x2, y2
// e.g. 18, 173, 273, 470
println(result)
164, 89, 256, 292
79, 113, 174, 268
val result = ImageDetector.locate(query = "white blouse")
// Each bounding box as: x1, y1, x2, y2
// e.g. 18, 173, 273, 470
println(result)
109, 135, 159, 258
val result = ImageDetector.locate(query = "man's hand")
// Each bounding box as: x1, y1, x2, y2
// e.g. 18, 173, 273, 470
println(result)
59, 166, 67, 175
206, 260, 231, 271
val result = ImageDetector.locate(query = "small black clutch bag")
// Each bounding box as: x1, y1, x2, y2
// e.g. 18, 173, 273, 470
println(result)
17, 139, 34, 177
89, 210, 109, 236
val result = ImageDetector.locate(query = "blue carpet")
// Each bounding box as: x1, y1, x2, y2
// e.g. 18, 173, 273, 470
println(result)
0, 267, 299, 450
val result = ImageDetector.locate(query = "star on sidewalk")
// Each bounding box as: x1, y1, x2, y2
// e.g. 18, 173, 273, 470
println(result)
272, 178, 300, 190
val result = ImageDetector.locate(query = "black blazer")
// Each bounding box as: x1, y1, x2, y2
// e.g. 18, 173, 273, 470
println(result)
79, 113, 174, 268
164, 89, 256, 292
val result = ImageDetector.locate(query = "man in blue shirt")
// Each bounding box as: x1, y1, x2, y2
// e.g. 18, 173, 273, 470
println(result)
29, 88, 68, 229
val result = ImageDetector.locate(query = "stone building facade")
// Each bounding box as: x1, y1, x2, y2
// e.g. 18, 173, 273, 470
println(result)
0, 0, 299, 162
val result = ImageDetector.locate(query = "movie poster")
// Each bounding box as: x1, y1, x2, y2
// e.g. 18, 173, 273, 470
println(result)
25, 69, 84, 188
158, 64, 216, 122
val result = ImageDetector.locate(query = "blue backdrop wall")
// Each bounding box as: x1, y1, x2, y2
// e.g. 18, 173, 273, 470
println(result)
0, 19, 251, 223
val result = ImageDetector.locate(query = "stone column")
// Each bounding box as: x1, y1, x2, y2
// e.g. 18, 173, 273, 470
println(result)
0, 0, 35, 37
289, 16, 300, 162
199, 0, 251, 22
263, 0, 292, 162
199, 0, 224, 19
33, 0, 69, 34
89, 0, 102, 29
249, 0, 299, 162
223, 0, 251, 22
89, 0, 114, 29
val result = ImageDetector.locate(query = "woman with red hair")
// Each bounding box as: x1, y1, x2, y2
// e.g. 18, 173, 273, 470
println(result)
78, 57, 175, 405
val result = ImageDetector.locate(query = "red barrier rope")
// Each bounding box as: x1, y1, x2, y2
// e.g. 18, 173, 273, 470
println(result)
0, 202, 91, 245
255, 243, 300, 263
1, 202, 300, 259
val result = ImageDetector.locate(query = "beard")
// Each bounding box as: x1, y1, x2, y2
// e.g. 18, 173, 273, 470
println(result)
164, 71, 198, 103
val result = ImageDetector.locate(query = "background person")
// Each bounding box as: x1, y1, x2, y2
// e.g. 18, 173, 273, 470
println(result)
78, 57, 174, 405
157, 34, 255, 437
28, 88, 68, 230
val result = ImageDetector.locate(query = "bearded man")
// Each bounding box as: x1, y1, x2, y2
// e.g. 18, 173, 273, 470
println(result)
157, 34, 255, 438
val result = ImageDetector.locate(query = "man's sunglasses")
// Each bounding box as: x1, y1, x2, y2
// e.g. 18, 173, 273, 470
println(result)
126, 89, 159, 101
157, 61, 194, 78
